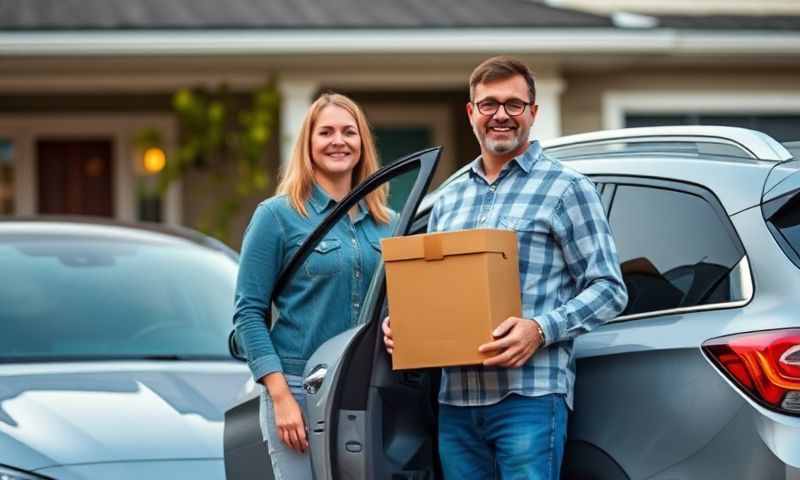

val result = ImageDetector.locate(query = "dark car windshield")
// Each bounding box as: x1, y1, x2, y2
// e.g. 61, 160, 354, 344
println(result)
0, 233, 236, 361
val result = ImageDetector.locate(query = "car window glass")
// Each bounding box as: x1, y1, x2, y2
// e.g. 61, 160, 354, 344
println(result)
0, 236, 236, 360
770, 191, 800, 257
609, 185, 745, 316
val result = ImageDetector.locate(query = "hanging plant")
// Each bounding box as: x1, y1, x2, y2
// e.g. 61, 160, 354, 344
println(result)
135, 82, 280, 243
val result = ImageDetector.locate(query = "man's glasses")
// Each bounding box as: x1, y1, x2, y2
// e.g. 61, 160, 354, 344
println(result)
473, 98, 532, 117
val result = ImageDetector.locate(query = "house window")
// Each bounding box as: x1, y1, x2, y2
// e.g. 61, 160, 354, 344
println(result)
626, 114, 800, 142
0, 138, 14, 214
138, 194, 162, 222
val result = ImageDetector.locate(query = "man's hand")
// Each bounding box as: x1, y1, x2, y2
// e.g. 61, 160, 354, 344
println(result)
382, 316, 394, 355
478, 317, 544, 368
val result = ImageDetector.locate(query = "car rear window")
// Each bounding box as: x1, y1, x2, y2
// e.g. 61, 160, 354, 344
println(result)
0, 235, 237, 361
768, 191, 800, 264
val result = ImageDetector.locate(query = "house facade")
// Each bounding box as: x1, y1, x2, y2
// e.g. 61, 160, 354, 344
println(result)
1, 0, 799, 246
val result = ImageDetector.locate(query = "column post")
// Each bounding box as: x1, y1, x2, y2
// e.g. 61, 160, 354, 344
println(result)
278, 79, 320, 165
531, 77, 566, 141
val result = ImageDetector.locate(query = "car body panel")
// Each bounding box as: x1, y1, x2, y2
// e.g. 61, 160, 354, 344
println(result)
764, 160, 800, 201
0, 362, 249, 471
567, 166, 800, 477
36, 459, 225, 480
0, 220, 236, 259
570, 347, 784, 479
1, 219, 246, 480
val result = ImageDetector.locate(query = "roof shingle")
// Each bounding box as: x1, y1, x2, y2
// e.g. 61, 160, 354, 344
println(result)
0, 0, 613, 30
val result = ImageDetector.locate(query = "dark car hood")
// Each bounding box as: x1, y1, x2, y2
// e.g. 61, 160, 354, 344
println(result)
0, 361, 250, 471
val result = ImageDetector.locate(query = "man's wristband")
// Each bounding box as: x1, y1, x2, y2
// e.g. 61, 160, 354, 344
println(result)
534, 321, 546, 346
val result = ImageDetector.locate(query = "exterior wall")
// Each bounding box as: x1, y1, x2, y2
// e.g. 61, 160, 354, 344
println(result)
561, 68, 800, 134
0, 110, 180, 224
0, 92, 278, 249
550, 0, 800, 14
181, 135, 281, 251
346, 90, 477, 179
7, 64, 800, 248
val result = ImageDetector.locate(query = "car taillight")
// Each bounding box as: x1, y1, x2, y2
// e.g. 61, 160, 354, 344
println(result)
702, 329, 800, 416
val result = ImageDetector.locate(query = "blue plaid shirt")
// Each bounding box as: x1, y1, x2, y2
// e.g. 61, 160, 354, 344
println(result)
429, 141, 627, 408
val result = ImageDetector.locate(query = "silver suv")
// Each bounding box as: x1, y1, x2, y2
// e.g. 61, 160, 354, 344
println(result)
225, 126, 800, 480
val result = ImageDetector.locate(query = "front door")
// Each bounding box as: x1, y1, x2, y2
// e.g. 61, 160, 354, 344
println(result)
37, 139, 114, 217
374, 126, 433, 212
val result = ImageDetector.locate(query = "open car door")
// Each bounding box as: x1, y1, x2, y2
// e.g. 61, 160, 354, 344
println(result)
224, 147, 441, 480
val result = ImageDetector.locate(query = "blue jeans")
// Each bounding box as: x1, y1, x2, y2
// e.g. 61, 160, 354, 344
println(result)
259, 374, 312, 480
438, 394, 567, 480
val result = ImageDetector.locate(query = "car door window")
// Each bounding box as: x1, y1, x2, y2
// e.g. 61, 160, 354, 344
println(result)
608, 183, 748, 317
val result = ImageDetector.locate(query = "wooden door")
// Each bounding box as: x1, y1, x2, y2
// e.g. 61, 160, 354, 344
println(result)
37, 139, 113, 217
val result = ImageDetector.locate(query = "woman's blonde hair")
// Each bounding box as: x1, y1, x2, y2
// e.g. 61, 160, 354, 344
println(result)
276, 93, 391, 224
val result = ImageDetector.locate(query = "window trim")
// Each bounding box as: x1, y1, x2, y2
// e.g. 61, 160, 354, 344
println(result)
614, 256, 754, 322
593, 174, 755, 323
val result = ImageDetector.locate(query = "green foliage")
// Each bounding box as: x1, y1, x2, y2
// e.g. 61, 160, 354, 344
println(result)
135, 83, 279, 243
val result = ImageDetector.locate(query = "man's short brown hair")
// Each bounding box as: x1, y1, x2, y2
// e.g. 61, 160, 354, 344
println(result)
469, 56, 536, 103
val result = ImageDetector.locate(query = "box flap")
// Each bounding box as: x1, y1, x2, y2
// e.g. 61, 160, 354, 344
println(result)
381, 229, 517, 262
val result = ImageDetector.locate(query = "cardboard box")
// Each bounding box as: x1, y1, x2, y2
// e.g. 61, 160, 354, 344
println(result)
381, 229, 522, 370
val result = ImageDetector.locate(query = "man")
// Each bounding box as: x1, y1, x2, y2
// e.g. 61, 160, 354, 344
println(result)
383, 56, 628, 479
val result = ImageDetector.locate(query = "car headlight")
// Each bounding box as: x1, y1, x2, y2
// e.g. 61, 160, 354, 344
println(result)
0, 465, 50, 480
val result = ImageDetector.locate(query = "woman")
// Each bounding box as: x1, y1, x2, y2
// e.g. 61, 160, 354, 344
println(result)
233, 93, 392, 479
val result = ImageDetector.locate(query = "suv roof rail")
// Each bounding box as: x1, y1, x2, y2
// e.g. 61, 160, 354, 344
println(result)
542, 126, 793, 162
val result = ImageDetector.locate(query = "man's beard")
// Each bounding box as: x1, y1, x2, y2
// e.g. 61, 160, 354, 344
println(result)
473, 123, 524, 155
485, 135, 520, 154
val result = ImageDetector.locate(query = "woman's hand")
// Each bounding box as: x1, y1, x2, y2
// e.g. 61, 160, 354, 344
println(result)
271, 390, 309, 453
382, 316, 394, 355
263, 373, 308, 453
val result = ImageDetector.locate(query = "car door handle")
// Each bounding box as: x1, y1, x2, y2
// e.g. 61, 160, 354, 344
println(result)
304, 365, 328, 394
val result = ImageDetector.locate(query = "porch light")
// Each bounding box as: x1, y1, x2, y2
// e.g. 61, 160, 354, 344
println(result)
143, 147, 166, 174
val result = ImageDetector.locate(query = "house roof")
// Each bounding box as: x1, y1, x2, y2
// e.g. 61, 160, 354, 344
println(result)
3, 0, 800, 32
0, 0, 613, 30
3, 1, 799, 57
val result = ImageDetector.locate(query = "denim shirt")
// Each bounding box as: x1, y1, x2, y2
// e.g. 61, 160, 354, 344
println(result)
234, 184, 394, 381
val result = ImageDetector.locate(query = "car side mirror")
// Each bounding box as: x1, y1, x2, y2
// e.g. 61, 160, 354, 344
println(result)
228, 330, 246, 361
